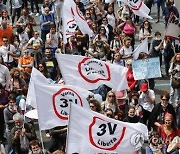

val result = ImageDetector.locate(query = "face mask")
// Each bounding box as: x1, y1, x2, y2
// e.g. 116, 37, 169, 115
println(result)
155, 37, 161, 40
16, 125, 22, 129
86, 15, 90, 18
96, 43, 102, 46
32, 149, 41, 154
14, 74, 20, 79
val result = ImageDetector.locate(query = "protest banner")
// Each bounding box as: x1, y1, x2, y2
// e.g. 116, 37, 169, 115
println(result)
132, 57, 162, 80
34, 84, 91, 130
165, 13, 180, 40
63, 0, 93, 43
26, 67, 50, 109
67, 103, 148, 154
56, 54, 128, 91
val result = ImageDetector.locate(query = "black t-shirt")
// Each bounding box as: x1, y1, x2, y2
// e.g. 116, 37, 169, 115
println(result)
42, 57, 58, 80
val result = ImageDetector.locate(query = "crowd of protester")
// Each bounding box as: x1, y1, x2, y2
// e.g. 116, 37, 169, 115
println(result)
0, 0, 179, 153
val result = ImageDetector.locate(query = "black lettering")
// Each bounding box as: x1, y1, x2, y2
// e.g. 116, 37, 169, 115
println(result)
107, 123, 117, 135
60, 98, 68, 108
97, 124, 106, 136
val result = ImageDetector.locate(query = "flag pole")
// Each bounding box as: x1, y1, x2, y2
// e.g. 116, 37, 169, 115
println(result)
36, 101, 45, 152
65, 103, 72, 153
39, 128, 45, 152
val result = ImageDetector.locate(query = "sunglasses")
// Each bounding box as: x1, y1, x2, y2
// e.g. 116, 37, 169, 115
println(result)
161, 98, 168, 101
109, 95, 115, 98
3, 40, 8, 42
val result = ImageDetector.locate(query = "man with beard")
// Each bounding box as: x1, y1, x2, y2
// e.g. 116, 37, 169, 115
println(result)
41, 48, 59, 80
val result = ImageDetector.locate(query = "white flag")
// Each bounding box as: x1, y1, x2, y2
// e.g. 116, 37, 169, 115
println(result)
26, 67, 50, 109
67, 104, 148, 154
133, 38, 148, 59
106, 0, 152, 19
34, 84, 91, 130
63, 0, 93, 42
56, 54, 128, 91
124, 0, 153, 19
165, 13, 180, 40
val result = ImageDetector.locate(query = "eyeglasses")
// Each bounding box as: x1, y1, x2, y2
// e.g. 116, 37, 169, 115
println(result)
106, 113, 113, 117
109, 95, 115, 98
9, 101, 15, 103
161, 98, 168, 101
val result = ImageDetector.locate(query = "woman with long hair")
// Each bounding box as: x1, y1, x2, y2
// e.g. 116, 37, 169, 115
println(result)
6, 68, 27, 95
37, 62, 51, 79
0, 9, 12, 26
158, 113, 179, 146
139, 20, 153, 50
101, 90, 118, 114
169, 53, 180, 105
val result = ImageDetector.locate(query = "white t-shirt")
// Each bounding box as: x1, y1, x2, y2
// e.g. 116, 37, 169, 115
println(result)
46, 33, 59, 48
119, 46, 133, 56
12, 0, 22, 9
139, 89, 155, 112
0, 44, 16, 63
28, 37, 43, 47
19, 32, 29, 44
106, 13, 116, 29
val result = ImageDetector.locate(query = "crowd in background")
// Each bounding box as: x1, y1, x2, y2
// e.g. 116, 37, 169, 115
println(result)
0, 0, 179, 153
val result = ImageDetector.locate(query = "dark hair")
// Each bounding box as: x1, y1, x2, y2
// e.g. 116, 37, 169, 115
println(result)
0, 56, 5, 65
17, 27, 24, 34
160, 91, 170, 100
8, 93, 16, 101
149, 131, 161, 144
128, 106, 135, 111
0, 83, 4, 89
98, 26, 106, 34
37, 62, 49, 78
105, 108, 114, 118
89, 99, 102, 113
155, 31, 161, 36
29, 140, 41, 150
126, 16, 132, 21
128, 91, 139, 100
166, 1, 172, 6
50, 24, 56, 29
141, 21, 152, 34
